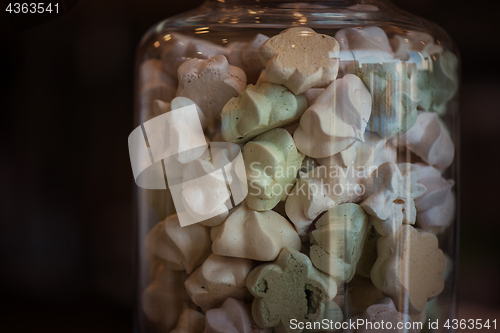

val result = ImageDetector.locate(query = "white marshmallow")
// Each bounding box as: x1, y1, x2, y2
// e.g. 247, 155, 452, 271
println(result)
258, 27, 340, 94
227, 34, 269, 83
398, 112, 454, 169
161, 32, 229, 77
356, 298, 418, 333
211, 203, 301, 261
177, 55, 247, 132
185, 253, 255, 312
360, 163, 427, 236
145, 214, 212, 274
204, 298, 272, 333
294, 74, 372, 158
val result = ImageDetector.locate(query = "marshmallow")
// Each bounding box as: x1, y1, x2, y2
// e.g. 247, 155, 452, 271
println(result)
258, 27, 340, 94
152, 97, 207, 128
139, 59, 178, 121
294, 74, 372, 158
185, 253, 255, 312
205, 298, 272, 333
177, 55, 247, 131
357, 62, 421, 138
171, 308, 205, 333
355, 298, 418, 333
390, 30, 443, 61
246, 247, 338, 333
211, 203, 301, 261
398, 112, 455, 169
416, 51, 458, 114
303, 87, 325, 105
285, 165, 363, 240
221, 83, 308, 143
145, 215, 212, 274
346, 277, 384, 316
413, 164, 455, 234
243, 128, 305, 211
360, 163, 427, 236
310, 204, 369, 282
316, 132, 397, 180
371, 225, 446, 314
161, 33, 229, 77
142, 263, 186, 332
355, 223, 380, 279
227, 34, 269, 83
335, 27, 395, 66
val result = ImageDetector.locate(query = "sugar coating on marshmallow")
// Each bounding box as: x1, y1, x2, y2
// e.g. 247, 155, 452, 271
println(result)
246, 247, 337, 333
310, 203, 369, 282
227, 34, 270, 83
399, 112, 454, 169
142, 263, 186, 332
259, 27, 340, 94
145, 215, 212, 274
413, 164, 455, 234
356, 298, 418, 333
416, 51, 458, 114
177, 55, 247, 130
285, 165, 363, 240
243, 128, 305, 211
371, 226, 446, 314
205, 298, 272, 333
211, 203, 301, 261
221, 83, 308, 143
161, 32, 229, 77
361, 163, 427, 236
185, 253, 256, 312
294, 74, 372, 158
171, 308, 205, 333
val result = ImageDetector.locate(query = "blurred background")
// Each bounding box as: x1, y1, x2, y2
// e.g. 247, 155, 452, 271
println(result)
1, 0, 499, 332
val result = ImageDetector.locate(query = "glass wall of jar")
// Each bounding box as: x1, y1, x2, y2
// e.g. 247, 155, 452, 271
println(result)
133, 1, 459, 332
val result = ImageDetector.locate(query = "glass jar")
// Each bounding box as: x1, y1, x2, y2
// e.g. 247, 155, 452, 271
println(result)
131, 0, 459, 332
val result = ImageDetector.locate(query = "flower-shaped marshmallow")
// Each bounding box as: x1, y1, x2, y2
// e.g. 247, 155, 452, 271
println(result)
211, 203, 301, 261
177, 55, 247, 132
398, 112, 454, 169
414, 164, 455, 234
357, 62, 421, 138
371, 225, 446, 314
360, 163, 427, 236
145, 214, 212, 274
309, 203, 369, 282
355, 298, 418, 333
228, 34, 269, 83
171, 308, 205, 333
294, 74, 372, 158
246, 247, 338, 333
205, 298, 272, 333
161, 32, 229, 77
243, 128, 305, 211
258, 27, 340, 94
142, 263, 186, 332
221, 83, 308, 143
335, 26, 394, 63
185, 253, 256, 312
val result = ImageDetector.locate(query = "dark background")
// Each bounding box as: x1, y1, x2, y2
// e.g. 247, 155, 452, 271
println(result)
1, 0, 499, 332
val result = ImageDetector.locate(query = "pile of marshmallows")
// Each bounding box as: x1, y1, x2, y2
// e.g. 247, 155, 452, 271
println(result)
140, 26, 458, 333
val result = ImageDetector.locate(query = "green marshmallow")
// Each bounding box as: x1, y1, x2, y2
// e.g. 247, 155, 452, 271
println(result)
221, 83, 308, 143
357, 62, 421, 138
243, 128, 305, 211
309, 203, 369, 283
